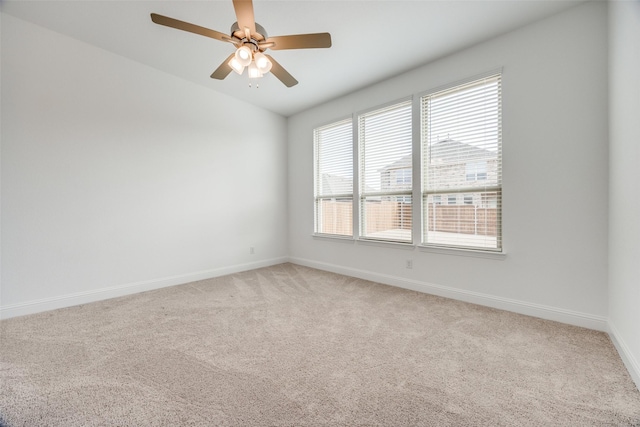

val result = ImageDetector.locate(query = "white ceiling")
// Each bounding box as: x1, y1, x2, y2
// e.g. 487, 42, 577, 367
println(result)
2, 0, 585, 116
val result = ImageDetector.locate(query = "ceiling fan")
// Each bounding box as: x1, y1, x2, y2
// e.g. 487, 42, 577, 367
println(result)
150, 0, 332, 87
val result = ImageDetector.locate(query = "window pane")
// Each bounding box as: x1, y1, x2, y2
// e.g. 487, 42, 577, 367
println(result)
359, 100, 413, 243
314, 119, 353, 236
422, 74, 502, 251
360, 101, 413, 194
424, 192, 500, 249
423, 76, 501, 192
362, 195, 412, 242
316, 120, 353, 197
316, 197, 353, 236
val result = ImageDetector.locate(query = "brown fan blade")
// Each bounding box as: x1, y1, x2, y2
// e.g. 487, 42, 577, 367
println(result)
266, 33, 332, 50
211, 54, 236, 80
232, 0, 256, 36
150, 13, 229, 42
266, 55, 298, 87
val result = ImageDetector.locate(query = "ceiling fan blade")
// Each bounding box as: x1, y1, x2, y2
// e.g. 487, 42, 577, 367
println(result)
266, 33, 332, 50
210, 54, 236, 80
232, 0, 256, 36
150, 13, 229, 43
266, 55, 298, 87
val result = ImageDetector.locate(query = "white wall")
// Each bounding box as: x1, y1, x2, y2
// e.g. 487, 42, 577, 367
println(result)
608, 0, 640, 389
0, 14, 288, 318
288, 2, 609, 330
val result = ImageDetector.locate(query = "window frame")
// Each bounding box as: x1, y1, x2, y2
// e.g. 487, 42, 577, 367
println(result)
356, 98, 414, 244
313, 117, 355, 238
311, 69, 504, 257
420, 72, 503, 253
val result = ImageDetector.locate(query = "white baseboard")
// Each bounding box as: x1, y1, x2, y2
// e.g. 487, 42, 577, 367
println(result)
288, 257, 609, 332
608, 320, 640, 391
0, 257, 288, 320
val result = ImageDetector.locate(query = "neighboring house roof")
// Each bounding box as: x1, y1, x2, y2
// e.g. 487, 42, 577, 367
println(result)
320, 173, 376, 194
321, 173, 352, 195
379, 154, 411, 171
379, 139, 495, 171
429, 139, 494, 163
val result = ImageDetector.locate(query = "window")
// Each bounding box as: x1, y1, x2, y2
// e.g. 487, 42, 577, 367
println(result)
312, 72, 503, 254
466, 161, 488, 181
359, 101, 413, 243
314, 119, 353, 236
422, 74, 502, 251
395, 168, 412, 185
481, 192, 498, 209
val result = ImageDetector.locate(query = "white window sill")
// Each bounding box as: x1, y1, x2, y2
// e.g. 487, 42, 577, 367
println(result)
356, 239, 415, 250
311, 234, 505, 259
418, 245, 506, 260
312, 234, 355, 243
312, 234, 415, 250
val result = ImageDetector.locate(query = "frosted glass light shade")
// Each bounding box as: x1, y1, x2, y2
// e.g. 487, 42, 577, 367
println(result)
254, 52, 272, 74
235, 46, 252, 67
228, 57, 245, 74
248, 61, 263, 79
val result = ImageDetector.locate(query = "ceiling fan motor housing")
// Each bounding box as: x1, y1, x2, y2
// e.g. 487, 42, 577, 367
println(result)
231, 21, 268, 51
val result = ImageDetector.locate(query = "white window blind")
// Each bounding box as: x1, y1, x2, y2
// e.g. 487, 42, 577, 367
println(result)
314, 119, 353, 236
422, 74, 502, 251
359, 101, 413, 243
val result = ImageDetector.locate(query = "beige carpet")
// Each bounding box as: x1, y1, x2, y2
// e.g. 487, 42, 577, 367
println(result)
1, 263, 639, 426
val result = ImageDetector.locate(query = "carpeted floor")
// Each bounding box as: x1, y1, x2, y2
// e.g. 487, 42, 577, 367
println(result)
1, 263, 639, 426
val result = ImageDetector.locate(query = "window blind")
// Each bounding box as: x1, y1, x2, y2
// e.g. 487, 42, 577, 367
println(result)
314, 119, 353, 236
422, 74, 502, 251
359, 100, 413, 243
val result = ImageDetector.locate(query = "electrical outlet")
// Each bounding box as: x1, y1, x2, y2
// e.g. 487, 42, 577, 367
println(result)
250, 247, 255, 255
406, 259, 413, 269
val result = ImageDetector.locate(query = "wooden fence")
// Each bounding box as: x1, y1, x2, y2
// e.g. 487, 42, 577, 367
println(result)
427, 205, 497, 236
363, 201, 412, 235
318, 200, 353, 236
319, 200, 498, 237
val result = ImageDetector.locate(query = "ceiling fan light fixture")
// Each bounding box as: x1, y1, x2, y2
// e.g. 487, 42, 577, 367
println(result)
248, 61, 263, 79
228, 56, 246, 74
254, 52, 272, 74
151, 0, 332, 87
235, 45, 253, 67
